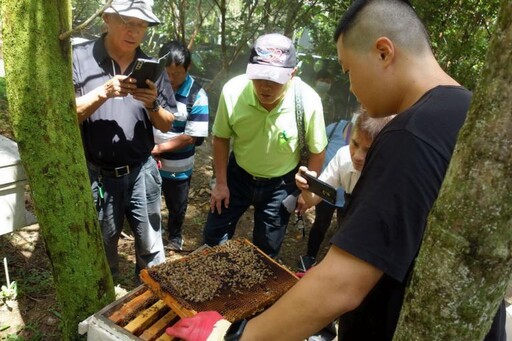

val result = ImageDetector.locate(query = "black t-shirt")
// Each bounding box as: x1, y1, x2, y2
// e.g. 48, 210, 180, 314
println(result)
331, 86, 502, 339
72, 35, 177, 167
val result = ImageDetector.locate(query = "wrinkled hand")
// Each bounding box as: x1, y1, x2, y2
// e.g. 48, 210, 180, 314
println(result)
101, 75, 135, 98
210, 183, 230, 214
131, 79, 158, 110
166, 311, 231, 341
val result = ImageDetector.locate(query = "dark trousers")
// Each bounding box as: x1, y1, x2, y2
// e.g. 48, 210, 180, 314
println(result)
88, 157, 165, 276
161, 177, 191, 242
203, 154, 297, 258
307, 200, 344, 258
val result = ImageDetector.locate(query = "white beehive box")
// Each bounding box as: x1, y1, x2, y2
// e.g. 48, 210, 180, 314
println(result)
0, 134, 28, 236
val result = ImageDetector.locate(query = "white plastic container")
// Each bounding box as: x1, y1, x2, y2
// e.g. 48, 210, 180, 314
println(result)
0, 135, 28, 236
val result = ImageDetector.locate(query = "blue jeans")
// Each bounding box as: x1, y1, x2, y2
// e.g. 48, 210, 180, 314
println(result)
203, 154, 298, 257
161, 176, 191, 242
89, 157, 165, 277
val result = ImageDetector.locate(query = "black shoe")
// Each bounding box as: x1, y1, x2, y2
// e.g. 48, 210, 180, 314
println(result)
297, 255, 316, 272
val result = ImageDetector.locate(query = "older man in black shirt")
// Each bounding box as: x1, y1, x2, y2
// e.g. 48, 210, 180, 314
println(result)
72, 0, 177, 280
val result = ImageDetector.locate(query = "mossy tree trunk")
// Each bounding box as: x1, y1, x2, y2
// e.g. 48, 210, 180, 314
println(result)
394, 1, 512, 340
1, 1, 115, 339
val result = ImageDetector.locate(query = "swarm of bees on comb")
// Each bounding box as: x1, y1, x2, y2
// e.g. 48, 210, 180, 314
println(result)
147, 240, 275, 303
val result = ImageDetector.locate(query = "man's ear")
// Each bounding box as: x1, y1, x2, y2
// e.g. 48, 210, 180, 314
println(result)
375, 37, 394, 66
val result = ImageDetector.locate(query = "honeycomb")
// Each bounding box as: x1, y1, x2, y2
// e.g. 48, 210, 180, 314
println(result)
142, 239, 298, 322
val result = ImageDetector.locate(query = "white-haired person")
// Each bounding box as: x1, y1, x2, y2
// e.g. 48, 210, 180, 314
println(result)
72, 0, 177, 281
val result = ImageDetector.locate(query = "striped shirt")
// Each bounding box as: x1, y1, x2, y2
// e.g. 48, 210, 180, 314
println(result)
154, 74, 209, 180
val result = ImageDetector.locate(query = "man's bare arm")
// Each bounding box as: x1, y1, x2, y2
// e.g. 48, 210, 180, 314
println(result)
152, 134, 196, 155
241, 246, 383, 341
307, 149, 325, 175
210, 136, 231, 214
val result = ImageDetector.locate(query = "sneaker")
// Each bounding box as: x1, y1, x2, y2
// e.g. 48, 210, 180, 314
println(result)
297, 255, 316, 272
167, 238, 184, 251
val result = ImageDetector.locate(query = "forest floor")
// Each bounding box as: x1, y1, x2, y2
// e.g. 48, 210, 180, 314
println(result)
0, 129, 325, 340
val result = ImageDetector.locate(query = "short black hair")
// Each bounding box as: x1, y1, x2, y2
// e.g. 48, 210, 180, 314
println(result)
333, 0, 428, 53
159, 40, 192, 69
333, 0, 415, 42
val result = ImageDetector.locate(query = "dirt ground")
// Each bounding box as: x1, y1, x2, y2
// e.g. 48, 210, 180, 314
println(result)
0, 137, 329, 340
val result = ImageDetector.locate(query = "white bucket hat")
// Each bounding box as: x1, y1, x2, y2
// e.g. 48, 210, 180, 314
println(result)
104, 0, 160, 26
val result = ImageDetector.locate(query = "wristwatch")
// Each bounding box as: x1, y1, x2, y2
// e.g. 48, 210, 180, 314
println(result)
147, 99, 160, 112
224, 319, 248, 341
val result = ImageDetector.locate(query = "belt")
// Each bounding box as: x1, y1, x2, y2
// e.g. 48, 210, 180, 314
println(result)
252, 175, 275, 181
87, 161, 140, 178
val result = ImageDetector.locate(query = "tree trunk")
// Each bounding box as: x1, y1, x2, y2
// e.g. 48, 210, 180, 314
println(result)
394, 1, 512, 339
1, 1, 115, 339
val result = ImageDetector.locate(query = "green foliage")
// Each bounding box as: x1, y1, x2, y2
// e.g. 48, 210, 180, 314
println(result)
414, 0, 500, 90
0, 281, 17, 301
67, 0, 499, 100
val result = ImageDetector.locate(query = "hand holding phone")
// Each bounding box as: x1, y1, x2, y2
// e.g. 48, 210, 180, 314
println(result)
301, 171, 337, 204
128, 56, 167, 88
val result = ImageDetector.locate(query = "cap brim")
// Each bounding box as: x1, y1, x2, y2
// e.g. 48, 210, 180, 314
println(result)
246, 64, 293, 84
104, 7, 160, 26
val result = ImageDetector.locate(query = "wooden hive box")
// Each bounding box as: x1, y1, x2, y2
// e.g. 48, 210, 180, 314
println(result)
82, 285, 180, 341
82, 240, 298, 340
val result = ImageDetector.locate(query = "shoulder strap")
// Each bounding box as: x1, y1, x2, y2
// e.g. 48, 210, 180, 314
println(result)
327, 121, 343, 141
294, 79, 309, 166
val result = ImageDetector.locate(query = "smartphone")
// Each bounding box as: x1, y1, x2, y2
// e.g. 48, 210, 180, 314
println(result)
127, 57, 166, 88
302, 171, 337, 204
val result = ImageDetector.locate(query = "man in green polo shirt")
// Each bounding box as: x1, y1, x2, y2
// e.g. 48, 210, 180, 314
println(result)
203, 33, 327, 257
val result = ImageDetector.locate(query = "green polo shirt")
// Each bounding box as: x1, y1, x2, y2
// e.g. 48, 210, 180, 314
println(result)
213, 75, 327, 178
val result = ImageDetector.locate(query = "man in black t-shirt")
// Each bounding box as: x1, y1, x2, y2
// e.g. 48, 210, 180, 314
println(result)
164, 1, 506, 340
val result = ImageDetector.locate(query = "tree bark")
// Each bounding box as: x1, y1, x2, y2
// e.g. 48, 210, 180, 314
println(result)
394, 1, 512, 339
1, 1, 115, 339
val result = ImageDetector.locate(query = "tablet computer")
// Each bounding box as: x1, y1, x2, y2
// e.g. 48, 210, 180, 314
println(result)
302, 172, 337, 204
